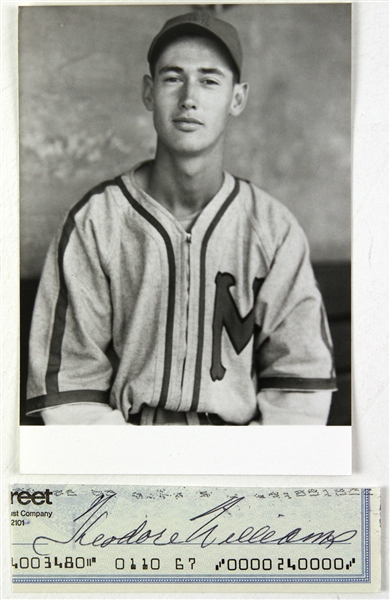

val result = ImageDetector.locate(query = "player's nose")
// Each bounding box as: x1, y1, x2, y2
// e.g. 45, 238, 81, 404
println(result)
179, 80, 198, 110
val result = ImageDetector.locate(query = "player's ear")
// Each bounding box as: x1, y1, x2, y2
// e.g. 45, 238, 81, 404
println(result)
229, 82, 249, 117
142, 74, 154, 112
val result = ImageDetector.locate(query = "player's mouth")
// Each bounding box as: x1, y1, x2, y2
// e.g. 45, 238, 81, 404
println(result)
172, 117, 203, 131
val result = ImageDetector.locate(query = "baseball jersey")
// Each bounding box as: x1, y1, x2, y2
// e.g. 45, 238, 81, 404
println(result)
26, 162, 337, 424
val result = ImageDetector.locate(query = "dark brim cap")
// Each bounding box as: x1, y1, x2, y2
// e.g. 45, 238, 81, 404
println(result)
147, 11, 243, 81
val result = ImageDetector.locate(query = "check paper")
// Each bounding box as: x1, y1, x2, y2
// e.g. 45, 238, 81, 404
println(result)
10, 486, 380, 593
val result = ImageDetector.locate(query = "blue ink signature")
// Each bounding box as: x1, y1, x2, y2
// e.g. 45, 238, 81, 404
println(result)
32, 492, 358, 555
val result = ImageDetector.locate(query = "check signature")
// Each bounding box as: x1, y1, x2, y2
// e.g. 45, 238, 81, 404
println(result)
32, 492, 357, 555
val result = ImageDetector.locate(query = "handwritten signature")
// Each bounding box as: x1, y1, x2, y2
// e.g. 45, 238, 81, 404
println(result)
32, 493, 357, 555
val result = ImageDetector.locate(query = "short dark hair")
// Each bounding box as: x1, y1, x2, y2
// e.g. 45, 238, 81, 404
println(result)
149, 32, 240, 84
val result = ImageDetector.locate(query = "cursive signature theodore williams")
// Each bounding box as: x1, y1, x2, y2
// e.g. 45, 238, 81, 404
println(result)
32, 492, 357, 555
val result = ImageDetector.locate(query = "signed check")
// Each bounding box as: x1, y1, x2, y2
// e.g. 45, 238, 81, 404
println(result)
10, 486, 380, 593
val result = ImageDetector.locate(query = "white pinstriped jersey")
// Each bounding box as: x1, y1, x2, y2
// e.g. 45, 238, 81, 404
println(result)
26, 163, 336, 424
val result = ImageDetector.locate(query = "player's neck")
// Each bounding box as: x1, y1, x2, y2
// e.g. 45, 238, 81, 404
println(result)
143, 147, 225, 218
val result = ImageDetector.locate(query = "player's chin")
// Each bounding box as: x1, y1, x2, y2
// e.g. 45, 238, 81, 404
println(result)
160, 127, 218, 156
167, 138, 211, 157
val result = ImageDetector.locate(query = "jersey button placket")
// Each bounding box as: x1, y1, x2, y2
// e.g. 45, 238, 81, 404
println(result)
180, 230, 203, 412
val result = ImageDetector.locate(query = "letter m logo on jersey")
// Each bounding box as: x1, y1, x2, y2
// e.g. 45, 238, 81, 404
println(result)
211, 272, 264, 381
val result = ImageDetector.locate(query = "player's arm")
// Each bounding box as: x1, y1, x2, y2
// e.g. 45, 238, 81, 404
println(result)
253, 213, 337, 426
26, 191, 121, 424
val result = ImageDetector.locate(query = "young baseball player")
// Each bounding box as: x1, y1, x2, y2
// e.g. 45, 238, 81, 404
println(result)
26, 10, 337, 425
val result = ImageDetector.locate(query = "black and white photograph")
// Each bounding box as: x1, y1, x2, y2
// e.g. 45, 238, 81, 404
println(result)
19, 4, 351, 430
2, 2, 388, 595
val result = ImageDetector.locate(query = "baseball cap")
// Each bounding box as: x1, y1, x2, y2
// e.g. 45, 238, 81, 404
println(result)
147, 10, 243, 81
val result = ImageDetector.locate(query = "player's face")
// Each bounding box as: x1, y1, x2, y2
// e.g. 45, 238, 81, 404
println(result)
143, 36, 248, 157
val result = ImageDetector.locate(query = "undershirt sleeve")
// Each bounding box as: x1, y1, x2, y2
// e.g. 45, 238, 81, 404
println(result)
255, 390, 332, 425
40, 404, 127, 425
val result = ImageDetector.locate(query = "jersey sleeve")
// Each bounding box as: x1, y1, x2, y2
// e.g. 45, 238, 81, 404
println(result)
253, 217, 337, 392
26, 195, 115, 416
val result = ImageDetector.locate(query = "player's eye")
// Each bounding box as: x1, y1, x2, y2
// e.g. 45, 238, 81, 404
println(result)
202, 78, 219, 86
163, 75, 181, 83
